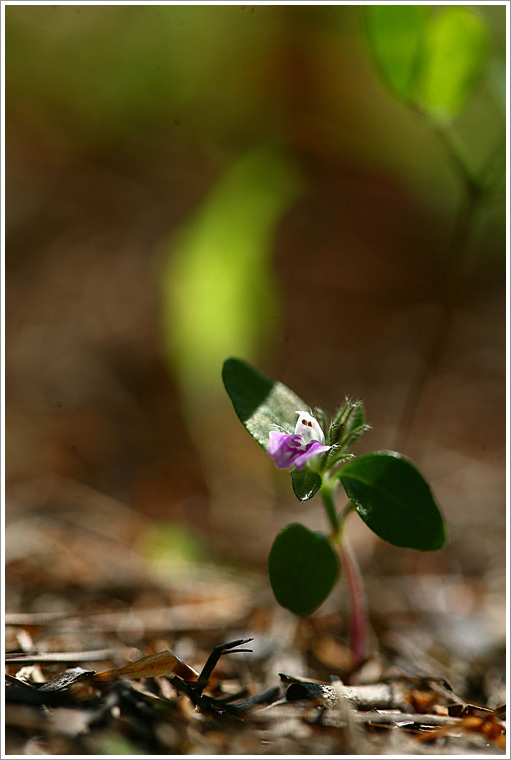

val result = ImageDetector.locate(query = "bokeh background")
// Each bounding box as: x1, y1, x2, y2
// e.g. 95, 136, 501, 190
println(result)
5, 4, 506, 656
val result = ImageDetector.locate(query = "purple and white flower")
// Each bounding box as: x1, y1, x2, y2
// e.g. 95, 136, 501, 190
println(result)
268, 411, 331, 471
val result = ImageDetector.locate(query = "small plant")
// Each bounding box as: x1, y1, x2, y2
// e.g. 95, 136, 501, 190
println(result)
222, 357, 448, 667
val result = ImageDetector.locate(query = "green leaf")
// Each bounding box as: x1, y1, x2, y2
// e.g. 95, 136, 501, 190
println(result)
415, 7, 488, 122
364, 5, 428, 100
339, 452, 448, 551
268, 523, 340, 615
291, 470, 322, 502
222, 358, 307, 450
365, 6, 488, 123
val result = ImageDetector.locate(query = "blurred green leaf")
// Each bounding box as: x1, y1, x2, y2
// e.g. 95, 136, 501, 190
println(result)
364, 5, 428, 99
339, 451, 448, 551
415, 7, 488, 122
222, 357, 306, 450
160, 148, 300, 389
291, 469, 322, 502
365, 6, 488, 123
268, 523, 340, 615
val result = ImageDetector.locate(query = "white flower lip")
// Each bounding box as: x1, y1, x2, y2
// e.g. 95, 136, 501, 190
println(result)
294, 411, 325, 445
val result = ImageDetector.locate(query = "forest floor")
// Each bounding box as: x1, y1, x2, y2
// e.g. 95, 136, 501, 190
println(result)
4, 512, 506, 756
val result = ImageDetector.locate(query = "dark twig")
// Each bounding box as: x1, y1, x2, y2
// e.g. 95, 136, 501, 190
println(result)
163, 638, 254, 719
195, 637, 253, 688
232, 686, 281, 711
169, 674, 244, 719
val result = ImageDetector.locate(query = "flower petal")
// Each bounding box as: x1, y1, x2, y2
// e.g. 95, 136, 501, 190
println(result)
268, 432, 305, 469
294, 411, 325, 444
268, 430, 287, 457
292, 440, 331, 470
268, 431, 330, 471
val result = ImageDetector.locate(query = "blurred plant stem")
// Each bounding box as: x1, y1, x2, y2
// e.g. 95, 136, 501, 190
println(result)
394, 123, 501, 452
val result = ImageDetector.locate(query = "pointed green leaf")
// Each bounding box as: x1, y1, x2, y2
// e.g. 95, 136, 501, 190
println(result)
415, 7, 488, 122
268, 523, 340, 615
339, 452, 448, 551
291, 470, 322, 502
222, 358, 307, 450
365, 5, 428, 100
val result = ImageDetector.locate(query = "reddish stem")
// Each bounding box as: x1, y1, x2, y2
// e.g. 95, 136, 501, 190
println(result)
321, 483, 368, 669
336, 535, 368, 669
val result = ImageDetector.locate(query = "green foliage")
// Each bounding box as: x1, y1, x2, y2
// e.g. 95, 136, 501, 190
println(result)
222, 357, 306, 449
365, 5, 489, 123
415, 7, 489, 123
339, 452, 448, 551
291, 470, 322, 502
268, 523, 340, 615
161, 149, 300, 389
223, 360, 449, 616
364, 5, 428, 99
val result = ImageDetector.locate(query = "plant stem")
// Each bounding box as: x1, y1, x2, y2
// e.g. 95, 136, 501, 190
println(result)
320, 478, 340, 535
321, 479, 368, 668
336, 533, 368, 669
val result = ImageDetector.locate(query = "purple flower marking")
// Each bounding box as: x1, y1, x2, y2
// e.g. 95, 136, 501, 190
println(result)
268, 411, 330, 471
